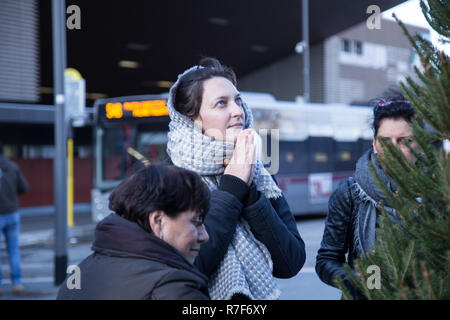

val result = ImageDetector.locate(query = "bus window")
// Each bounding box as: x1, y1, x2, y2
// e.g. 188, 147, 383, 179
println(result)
334, 141, 359, 171
278, 141, 308, 175
136, 131, 168, 165
92, 95, 170, 222
93, 95, 170, 191
101, 123, 136, 182
307, 137, 334, 173
358, 138, 373, 157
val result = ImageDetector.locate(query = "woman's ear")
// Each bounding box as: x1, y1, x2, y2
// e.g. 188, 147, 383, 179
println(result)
192, 114, 202, 126
189, 113, 197, 122
149, 210, 164, 239
192, 115, 208, 136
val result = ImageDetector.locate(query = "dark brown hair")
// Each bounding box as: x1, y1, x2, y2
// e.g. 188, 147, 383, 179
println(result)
370, 88, 416, 137
172, 57, 237, 118
108, 164, 210, 233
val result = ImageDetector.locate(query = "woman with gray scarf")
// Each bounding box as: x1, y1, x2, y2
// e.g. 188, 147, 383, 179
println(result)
316, 98, 417, 299
165, 57, 306, 300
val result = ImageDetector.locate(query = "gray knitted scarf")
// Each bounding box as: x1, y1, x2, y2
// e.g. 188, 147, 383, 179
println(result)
353, 148, 401, 254
166, 66, 281, 300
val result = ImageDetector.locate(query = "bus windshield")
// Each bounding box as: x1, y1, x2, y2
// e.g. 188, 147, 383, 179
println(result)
93, 95, 169, 191
95, 122, 168, 189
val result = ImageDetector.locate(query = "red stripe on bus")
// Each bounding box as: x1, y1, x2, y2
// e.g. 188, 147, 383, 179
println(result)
276, 172, 353, 184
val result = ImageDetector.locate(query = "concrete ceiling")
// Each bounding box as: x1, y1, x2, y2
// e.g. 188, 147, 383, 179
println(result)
38, 0, 406, 104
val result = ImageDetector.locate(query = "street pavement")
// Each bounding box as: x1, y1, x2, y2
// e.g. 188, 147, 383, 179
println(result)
0, 211, 341, 300
0, 211, 95, 300
277, 217, 341, 299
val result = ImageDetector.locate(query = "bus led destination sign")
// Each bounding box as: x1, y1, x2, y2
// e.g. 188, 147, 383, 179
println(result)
105, 99, 168, 119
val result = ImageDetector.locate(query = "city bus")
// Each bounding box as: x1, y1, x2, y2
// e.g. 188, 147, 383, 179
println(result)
91, 93, 373, 221
92, 94, 170, 221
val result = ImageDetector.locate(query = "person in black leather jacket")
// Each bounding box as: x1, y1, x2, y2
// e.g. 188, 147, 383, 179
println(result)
316, 98, 418, 299
57, 164, 211, 300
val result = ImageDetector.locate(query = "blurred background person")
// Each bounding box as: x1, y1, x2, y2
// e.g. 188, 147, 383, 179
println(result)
0, 142, 28, 295
57, 164, 211, 300
315, 96, 417, 299
166, 57, 306, 300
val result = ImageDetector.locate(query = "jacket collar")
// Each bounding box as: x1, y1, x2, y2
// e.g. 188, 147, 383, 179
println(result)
93, 213, 207, 280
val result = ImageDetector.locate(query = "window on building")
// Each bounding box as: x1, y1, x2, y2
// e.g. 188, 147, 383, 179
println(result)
355, 41, 363, 55
341, 39, 363, 55
341, 39, 351, 52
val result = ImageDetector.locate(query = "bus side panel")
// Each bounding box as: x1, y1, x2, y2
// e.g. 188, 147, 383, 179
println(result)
276, 172, 354, 216
277, 138, 360, 216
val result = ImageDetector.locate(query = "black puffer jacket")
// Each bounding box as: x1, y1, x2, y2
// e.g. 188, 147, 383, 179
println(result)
195, 176, 306, 279
315, 177, 365, 300
57, 213, 209, 300
164, 158, 306, 279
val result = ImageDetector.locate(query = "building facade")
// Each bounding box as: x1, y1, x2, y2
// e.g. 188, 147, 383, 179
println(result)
239, 18, 428, 105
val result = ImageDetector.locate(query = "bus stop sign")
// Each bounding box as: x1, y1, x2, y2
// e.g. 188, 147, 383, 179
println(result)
64, 68, 86, 127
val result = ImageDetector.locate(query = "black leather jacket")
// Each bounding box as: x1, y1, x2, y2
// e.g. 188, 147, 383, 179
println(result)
315, 177, 366, 300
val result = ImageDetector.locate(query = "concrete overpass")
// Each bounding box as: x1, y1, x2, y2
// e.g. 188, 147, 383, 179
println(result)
1, 0, 406, 141
39, 0, 406, 102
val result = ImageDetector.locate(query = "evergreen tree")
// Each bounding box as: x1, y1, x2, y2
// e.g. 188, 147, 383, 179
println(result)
336, 0, 450, 299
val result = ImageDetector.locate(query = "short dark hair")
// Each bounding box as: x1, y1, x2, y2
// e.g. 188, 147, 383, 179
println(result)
108, 164, 210, 233
0, 141, 3, 155
172, 57, 237, 118
370, 91, 416, 137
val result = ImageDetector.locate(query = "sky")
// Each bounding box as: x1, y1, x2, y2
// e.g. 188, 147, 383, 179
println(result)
382, 0, 450, 55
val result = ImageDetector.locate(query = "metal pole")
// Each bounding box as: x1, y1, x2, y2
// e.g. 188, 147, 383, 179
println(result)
302, 0, 310, 102
67, 125, 74, 228
52, 0, 68, 286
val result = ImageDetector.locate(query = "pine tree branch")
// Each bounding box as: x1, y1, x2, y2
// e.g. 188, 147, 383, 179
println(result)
434, 76, 450, 134
400, 241, 416, 284
411, 260, 422, 299
393, 14, 428, 64
369, 161, 403, 208
422, 262, 436, 299
367, 250, 392, 290
398, 26, 450, 135
377, 215, 399, 280
438, 152, 450, 220
334, 275, 353, 300
420, 0, 450, 38
341, 4, 450, 300
355, 262, 372, 299
410, 122, 440, 166
359, 253, 391, 299
382, 142, 443, 201
402, 78, 435, 125
437, 253, 448, 260
441, 50, 449, 83
403, 138, 445, 202
377, 140, 429, 200
421, 223, 450, 240
423, 249, 439, 270
436, 54, 450, 135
